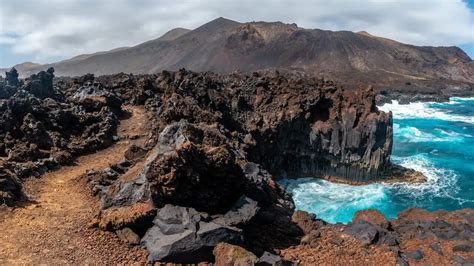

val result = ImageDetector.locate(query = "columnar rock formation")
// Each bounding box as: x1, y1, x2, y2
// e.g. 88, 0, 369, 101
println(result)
98, 69, 393, 181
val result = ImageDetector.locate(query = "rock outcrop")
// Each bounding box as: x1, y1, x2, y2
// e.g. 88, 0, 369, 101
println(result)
281, 208, 474, 265
96, 69, 394, 182
78, 69, 400, 262
0, 68, 123, 205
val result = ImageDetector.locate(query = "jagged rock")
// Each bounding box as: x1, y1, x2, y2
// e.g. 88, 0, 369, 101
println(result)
144, 121, 247, 213
291, 210, 324, 234
5, 68, 19, 87
102, 120, 289, 220
71, 81, 122, 112
142, 204, 242, 263
1, 68, 19, 98
0, 70, 123, 201
0, 168, 23, 205
22, 67, 56, 100
213, 243, 259, 266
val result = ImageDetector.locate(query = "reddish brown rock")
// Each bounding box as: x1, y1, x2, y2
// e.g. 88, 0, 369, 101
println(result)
98, 202, 156, 231
353, 209, 390, 229
292, 210, 324, 235
213, 243, 258, 266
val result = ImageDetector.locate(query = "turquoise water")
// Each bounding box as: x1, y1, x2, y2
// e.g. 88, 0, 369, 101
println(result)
279, 97, 474, 224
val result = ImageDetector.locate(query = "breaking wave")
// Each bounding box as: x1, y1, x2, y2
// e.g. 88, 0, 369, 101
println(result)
281, 97, 474, 224
378, 100, 474, 124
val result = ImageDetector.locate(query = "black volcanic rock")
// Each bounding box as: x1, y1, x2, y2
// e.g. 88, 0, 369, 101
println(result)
142, 204, 243, 263
5, 68, 19, 87
22, 67, 57, 100
0, 167, 23, 205
0, 69, 123, 201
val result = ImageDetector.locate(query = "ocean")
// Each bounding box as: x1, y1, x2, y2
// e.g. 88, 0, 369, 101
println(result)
279, 97, 474, 224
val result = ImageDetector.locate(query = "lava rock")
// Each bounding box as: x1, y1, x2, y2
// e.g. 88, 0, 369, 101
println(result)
142, 204, 243, 263
0, 168, 23, 205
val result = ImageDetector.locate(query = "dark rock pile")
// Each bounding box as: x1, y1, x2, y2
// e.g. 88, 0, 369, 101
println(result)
0, 68, 123, 204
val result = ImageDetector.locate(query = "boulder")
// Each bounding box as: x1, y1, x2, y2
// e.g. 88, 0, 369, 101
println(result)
71, 81, 122, 112
142, 205, 243, 263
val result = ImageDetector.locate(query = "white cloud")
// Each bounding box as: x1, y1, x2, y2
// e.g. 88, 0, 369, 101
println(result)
0, 0, 473, 64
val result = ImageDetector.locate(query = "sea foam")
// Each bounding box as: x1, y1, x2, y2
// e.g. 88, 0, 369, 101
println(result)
379, 100, 474, 124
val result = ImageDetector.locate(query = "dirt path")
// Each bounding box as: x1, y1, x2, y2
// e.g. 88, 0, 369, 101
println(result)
0, 106, 149, 265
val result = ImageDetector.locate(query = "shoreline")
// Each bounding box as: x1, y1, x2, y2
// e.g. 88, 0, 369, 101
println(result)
376, 92, 474, 106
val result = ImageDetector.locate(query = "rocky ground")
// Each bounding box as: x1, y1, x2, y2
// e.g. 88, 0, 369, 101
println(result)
0, 105, 149, 264
0, 68, 473, 265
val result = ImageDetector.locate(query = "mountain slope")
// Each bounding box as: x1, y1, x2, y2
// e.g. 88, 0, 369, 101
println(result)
4, 17, 474, 91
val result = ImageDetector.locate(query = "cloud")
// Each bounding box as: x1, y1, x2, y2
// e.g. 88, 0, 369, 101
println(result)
1, 0, 473, 65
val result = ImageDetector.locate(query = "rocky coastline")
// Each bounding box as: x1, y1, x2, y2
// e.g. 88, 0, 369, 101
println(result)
375, 85, 474, 106
1, 68, 472, 264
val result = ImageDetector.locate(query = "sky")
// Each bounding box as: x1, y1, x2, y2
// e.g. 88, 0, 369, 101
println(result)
0, 0, 473, 68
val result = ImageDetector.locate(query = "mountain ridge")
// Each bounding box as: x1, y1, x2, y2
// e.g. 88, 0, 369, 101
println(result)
2, 17, 473, 93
